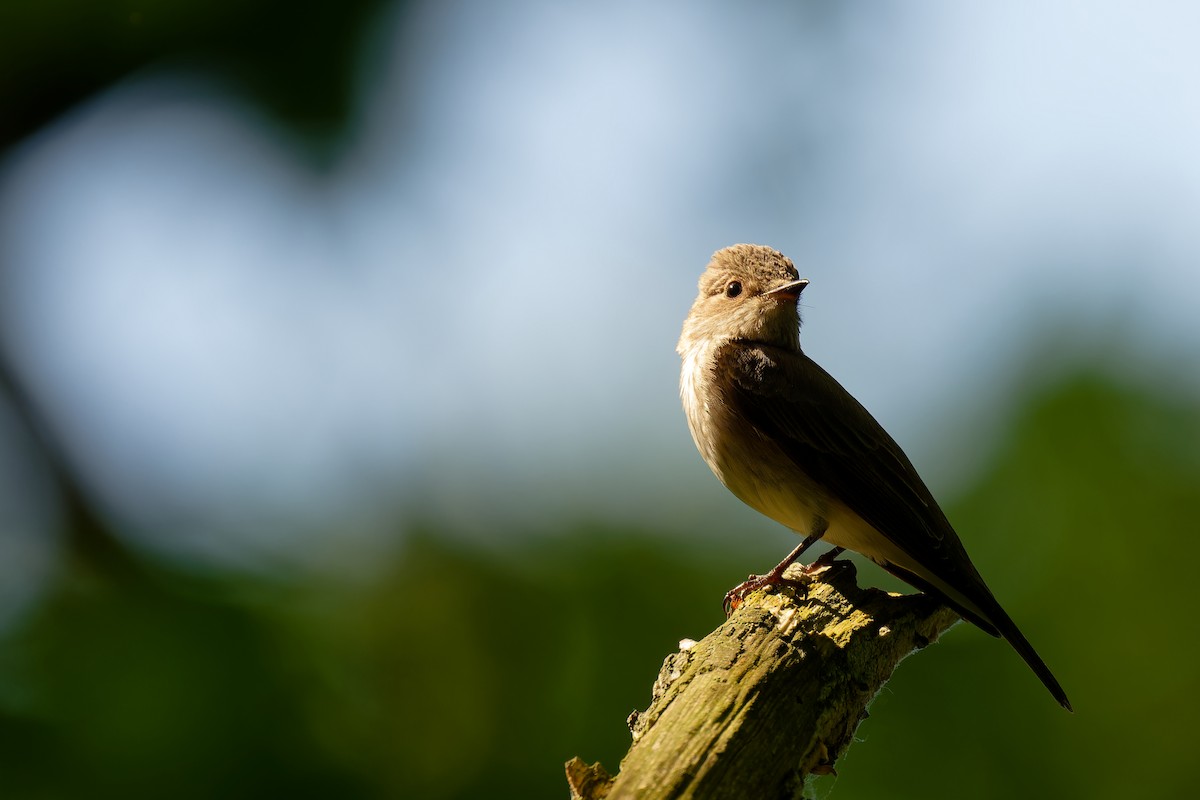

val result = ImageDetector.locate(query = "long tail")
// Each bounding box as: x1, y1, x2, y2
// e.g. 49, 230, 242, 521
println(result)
883, 562, 1072, 711
976, 594, 1073, 712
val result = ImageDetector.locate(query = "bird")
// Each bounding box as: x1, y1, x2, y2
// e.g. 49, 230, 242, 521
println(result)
677, 243, 1071, 711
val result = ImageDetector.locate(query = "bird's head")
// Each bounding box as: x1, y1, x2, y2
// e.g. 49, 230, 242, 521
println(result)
678, 244, 808, 355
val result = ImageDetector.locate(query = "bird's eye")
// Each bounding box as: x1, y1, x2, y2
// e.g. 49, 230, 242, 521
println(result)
725, 281, 742, 298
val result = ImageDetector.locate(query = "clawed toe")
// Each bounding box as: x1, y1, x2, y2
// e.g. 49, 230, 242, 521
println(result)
723, 572, 808, 617
722, 575, 764, 616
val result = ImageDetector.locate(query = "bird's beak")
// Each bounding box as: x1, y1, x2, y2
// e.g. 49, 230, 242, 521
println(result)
766, 278, 809, 302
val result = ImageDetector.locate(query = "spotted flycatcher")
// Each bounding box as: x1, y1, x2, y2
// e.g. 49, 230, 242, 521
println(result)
677, 243, 1070, 710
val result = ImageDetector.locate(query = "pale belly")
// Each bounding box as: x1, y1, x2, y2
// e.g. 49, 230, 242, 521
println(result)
681, 344, 914, 571
679, 344, 990, 625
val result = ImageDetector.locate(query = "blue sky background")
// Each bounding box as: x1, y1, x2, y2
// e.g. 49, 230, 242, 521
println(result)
2, 0, 1199, 621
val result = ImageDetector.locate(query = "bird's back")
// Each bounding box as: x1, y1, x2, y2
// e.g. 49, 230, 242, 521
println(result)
714, 340, 1072, 709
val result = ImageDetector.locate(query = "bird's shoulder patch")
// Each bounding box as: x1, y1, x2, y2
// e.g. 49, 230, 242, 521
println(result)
717, 341, 790, 397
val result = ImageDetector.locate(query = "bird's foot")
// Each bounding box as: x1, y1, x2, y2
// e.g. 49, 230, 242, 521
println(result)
802, 546, 845, 574
723, 533, 835, 616
723, 572, 806, 617
723, 547, 848, 616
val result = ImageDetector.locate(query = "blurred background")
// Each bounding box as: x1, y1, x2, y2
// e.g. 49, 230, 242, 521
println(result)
1, 1, 1198, 797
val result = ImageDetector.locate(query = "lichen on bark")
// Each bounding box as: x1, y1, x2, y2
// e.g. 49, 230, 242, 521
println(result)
567, 560, 960, 800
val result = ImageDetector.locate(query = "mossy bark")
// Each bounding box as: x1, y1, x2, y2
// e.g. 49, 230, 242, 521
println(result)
566, 560, 960, 800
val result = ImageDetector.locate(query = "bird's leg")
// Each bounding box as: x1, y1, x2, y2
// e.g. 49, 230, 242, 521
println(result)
805, 546, 845, 572
723, 521, 828, 616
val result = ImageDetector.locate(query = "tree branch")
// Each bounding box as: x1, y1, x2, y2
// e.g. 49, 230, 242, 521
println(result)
566, 560, 960, 800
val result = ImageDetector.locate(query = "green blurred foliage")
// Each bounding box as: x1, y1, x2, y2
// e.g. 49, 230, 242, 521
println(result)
0, 367, 1197, 798
812, 370, 1200, 799
0, 520, 735, 798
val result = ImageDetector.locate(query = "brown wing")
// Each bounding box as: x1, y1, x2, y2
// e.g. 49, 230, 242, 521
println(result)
716, 341, 992, 615
715, 340, 1072, 710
